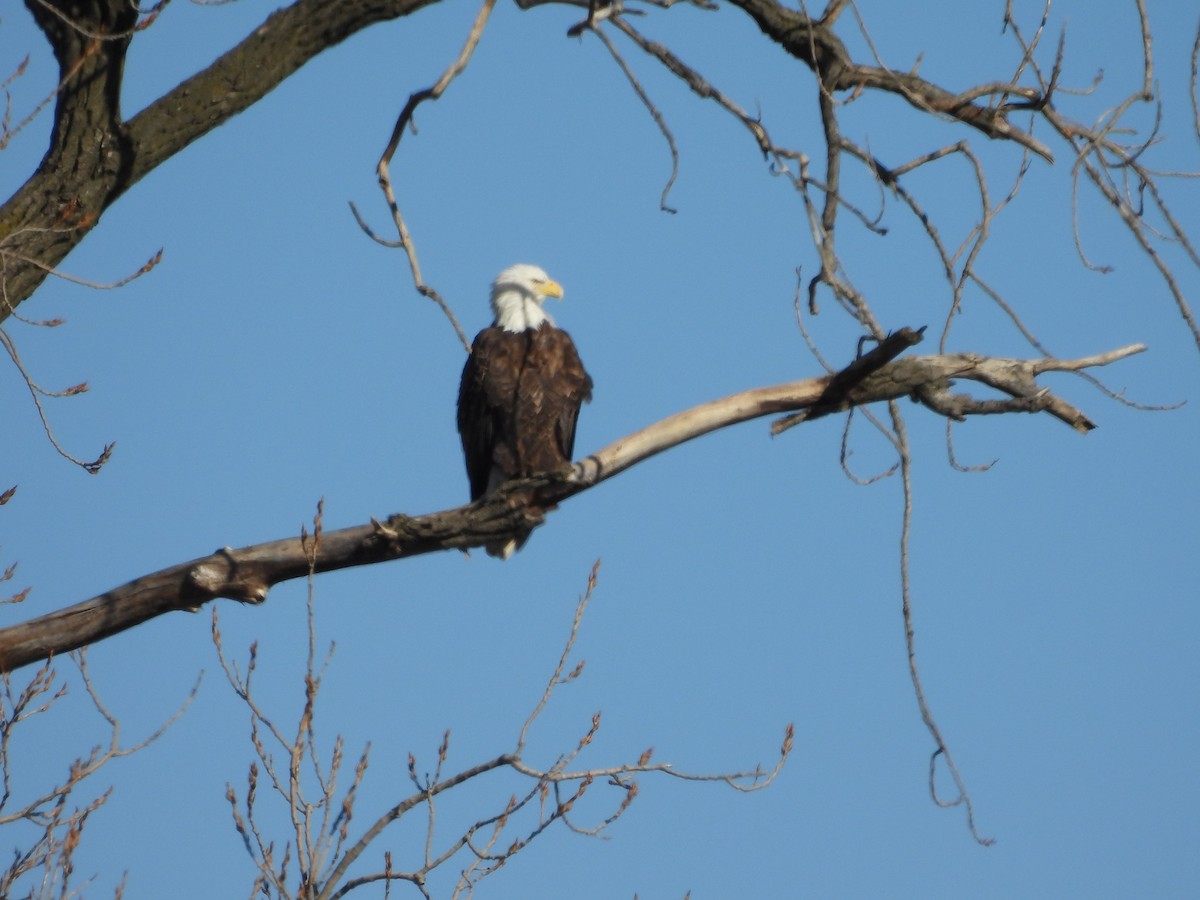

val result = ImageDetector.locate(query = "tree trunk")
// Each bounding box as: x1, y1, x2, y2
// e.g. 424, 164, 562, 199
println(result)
1, 0, 437, 323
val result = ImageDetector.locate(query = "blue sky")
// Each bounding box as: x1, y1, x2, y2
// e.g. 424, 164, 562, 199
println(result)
2, 1, 1198, 897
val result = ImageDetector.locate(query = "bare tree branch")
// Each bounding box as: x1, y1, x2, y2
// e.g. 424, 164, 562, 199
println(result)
0, 339, 1145, 672
587, 22, 680, 213
350, 0, 496, 352
0, 651, 196, 897
889, 402, 993, 846
1, 0, 440, 324
725, 0, 1054, 160
219, 558, 789, 897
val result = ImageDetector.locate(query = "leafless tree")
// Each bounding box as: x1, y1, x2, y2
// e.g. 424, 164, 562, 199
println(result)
1, 0, 1196, 890
213, 507, 789, 897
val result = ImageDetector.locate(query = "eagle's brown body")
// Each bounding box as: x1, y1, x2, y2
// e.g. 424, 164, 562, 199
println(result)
457, 322, 592, 503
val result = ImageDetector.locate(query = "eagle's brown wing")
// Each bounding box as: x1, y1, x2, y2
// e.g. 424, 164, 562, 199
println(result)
457, 324, 592, 501
457, 326, 523, 501
542, 326, 593, 464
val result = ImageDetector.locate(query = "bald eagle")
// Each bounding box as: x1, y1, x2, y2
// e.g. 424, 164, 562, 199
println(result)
457, 264, 593, 558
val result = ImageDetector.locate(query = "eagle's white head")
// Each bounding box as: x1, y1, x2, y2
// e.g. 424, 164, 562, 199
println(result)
491, 264, 565, 333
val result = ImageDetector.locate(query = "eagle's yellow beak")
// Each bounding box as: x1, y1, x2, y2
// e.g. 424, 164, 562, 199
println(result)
539, 278, 565, 300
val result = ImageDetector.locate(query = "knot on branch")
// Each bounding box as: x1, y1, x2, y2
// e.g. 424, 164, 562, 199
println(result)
184, 549, 269, 607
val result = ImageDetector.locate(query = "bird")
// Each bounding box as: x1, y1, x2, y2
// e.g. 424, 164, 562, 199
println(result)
457, 264, 593, 558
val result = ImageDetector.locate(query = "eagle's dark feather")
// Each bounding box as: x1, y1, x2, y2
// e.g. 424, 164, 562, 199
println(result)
457, 322, 592, 502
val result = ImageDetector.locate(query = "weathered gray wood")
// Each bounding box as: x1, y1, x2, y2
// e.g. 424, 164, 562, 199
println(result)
0, 340, 1142, 672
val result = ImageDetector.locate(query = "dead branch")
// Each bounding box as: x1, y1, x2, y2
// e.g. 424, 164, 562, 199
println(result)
0, 326, 115, 474
0, 339, 1144, 673
724, 0, 1054, 160
771, 326, 924, 433
1192, 22, 1200, 142
350, 0, 496, 353
587, 23, 680, 213
570, 0, 1195, 358
885, 401, 993, 845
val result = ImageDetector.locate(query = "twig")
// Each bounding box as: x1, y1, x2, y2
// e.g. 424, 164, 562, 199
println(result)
1191, 21, 1200, 142
355, 0, 497, 354
586, 24, 679, 213
889, 403, 993, 846
0, 327, 115, 474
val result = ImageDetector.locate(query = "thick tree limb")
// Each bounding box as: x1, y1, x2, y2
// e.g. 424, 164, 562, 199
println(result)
1, 0, 437, 323
0, 341, 1143, 672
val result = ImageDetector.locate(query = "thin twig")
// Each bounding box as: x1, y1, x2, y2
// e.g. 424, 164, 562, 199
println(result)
0, 327, 114, 473
587, 24, 679, 213
889, 402, 993, 846
357, 0, 497, 354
